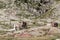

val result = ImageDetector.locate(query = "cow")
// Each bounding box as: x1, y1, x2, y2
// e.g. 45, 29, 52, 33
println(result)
21, 21, 28, 29
51, 22, 58, 27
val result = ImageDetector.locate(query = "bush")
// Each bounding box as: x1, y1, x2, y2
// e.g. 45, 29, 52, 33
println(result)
0, 1, 6, 9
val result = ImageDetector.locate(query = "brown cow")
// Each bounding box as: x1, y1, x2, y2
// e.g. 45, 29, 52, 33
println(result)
21, 21, 28, 29
51, 22, 58, 27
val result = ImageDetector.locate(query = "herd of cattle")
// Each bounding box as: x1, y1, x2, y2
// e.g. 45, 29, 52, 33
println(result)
14, 21, 58, 31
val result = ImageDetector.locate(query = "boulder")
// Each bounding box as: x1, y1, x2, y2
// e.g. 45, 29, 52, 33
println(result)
48, 27, 60, 35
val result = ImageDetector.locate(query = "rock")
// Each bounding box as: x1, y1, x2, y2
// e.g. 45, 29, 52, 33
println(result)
37, 22, 45, 26
48, 27, 60, 35
29, 30, 45, 37
27, 27, 46, 37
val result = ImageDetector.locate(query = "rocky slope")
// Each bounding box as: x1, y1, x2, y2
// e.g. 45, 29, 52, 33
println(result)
0, 0, 55, 28
0, 0, 60, 33
0, 0, 60, 40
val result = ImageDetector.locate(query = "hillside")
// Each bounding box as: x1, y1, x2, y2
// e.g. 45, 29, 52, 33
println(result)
0, 0, 60, 40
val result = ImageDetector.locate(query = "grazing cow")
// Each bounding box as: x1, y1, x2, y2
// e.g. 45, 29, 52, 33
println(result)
54, 22, 58, 27
22, 21, 27, 29
51, 22, 58, 27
